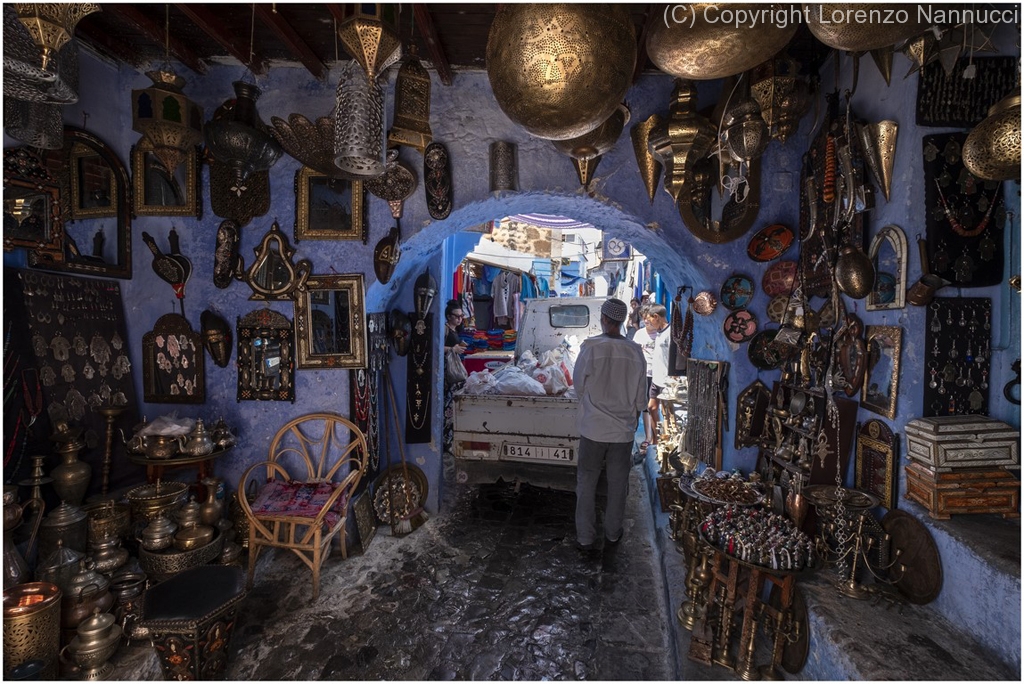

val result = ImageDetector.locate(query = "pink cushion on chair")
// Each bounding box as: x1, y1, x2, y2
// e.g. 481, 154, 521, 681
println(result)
250, 481, 349, 530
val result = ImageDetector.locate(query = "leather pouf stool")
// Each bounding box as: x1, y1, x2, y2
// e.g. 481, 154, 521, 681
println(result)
140, 565, 247, 680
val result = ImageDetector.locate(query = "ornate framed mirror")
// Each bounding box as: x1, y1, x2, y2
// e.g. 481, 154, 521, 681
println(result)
142, 313, 205, 404
237, 308, 295, 402
866, 224, 908, 311
294, 166, 364, 242
294, 274, 367, 369
855, 419, 897, 510
39, 127, 133, 279
3, 146, 64, 260
245, 220, 311, 300
132, 139, 201, 217
862, 325, 903, 419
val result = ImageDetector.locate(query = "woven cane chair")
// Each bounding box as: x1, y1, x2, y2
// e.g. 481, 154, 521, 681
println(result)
238, 413, 368, 600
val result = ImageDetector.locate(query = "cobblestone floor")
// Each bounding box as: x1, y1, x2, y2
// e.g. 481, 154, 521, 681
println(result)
107, 466, 722, 680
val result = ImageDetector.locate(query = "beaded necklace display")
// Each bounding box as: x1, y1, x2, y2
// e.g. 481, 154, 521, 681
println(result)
934, 180, 999, 237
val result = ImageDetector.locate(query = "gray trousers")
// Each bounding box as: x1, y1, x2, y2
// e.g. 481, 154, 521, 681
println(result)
575, 436, 632, 546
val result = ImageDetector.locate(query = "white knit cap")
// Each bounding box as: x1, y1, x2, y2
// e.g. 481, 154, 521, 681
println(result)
601, 298, 628, 323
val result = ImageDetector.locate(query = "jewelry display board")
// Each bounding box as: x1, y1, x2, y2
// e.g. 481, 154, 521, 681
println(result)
923, 297, 992, 417
142, 313, 205, 404
405, 313, 432, 444
350, 367, 380, 478
683, 359, 729, 470
923, 132, 1004, 288
916, 57, 1018, 128
14, 269, 140, 494
855, 419, 897, 511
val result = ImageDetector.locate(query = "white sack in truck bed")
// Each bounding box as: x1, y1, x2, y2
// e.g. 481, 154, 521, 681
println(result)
462, 340, 575, 397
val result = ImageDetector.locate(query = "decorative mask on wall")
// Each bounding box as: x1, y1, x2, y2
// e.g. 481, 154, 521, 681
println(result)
414, 270, 437, 322
389, 309, 411, 357
200, 309, 232, 368
373, 225, 401, 285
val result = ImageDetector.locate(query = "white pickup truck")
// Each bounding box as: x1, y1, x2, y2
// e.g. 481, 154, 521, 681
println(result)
453, 297, 607, 491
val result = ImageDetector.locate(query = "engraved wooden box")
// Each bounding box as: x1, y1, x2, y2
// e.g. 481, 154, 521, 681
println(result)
904, 416, 1019, 472
905, 462, 1020, 520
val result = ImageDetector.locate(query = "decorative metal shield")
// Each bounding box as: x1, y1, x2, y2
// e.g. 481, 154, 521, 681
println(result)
365, 149, 416, 219
200, 309, 232, 368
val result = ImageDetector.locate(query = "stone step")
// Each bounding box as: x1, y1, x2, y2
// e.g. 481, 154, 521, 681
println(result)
640, 457, 1021, 681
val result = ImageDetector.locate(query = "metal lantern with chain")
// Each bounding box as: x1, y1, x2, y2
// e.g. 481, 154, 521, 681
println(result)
132, 69, 203, 178
651, 79, 716, 203
204, 80, 282, 185
388, 46, 433, 153
12, 2, 98, 77
749, 53, 812, 143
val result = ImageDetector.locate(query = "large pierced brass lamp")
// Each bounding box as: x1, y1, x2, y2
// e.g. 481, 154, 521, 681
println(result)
204, 81, 283, 185
486, 4, 636, 141
803, 4, 926, 52
336, 4, 402, 83
13, 2, 98, 78
132, 70, 203, 178
963, 90, 1021, 182
647, 3, 797, 80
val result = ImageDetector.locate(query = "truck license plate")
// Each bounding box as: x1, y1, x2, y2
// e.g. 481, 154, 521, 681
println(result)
502, 444, 575, 463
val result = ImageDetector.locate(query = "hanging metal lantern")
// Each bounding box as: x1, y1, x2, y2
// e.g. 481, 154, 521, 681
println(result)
3, 5, 78, 104
333, 67, 385, 178
388, 48, 432, 153
486, 4, 636, 141
204, 81, 283, 185
551, 104, 630, 161
3, 97, 63, 149
963, 90, 1021, 182
489, 141, 518, 193
336, 4, 402, 83
652, 79, 716, 203
647, 3, 797, 80
572, 157, 601, 190
856, 120, 898, 202
132, 69, 204, 178
269, 114, 341, 179
750, 54, 812, 143
631, 114, 663, 205
804, 4, 926, 52
414, 270, 438, 322
721, 97, 769, 164
12, 2, 98, 77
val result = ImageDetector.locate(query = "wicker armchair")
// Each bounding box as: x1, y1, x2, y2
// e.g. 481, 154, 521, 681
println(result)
238, 413, 368, 600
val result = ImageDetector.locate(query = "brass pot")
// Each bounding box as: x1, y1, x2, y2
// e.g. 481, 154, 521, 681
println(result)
38, 501, 87, 560
486, 4, 636, 141
49, 439, 91, 507
83, 501, 131, 547
34, 539, 83, 596
125, 481, 188, 525
145, 434, 184, 460
139, 513, 177, 552
88, 537, 128, 576
647, 3, 798, 80
173, 523, 215, 552
963, 90, 1021, 182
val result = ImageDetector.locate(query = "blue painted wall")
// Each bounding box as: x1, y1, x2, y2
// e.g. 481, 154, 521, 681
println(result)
7, 31, 1019, 524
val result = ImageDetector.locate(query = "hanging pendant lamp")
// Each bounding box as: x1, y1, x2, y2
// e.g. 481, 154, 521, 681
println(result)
12, 2, 98, 77
336, 4, 402, 83
3, 4, 79, 105
333, 66, 385, 178
204, 80, 282, 185
388, 46, 433, 153
132, 69, 203, 178
963, 90, 1021, 182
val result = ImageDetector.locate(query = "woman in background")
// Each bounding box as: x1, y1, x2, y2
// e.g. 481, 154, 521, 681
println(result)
442, 300, 469, 475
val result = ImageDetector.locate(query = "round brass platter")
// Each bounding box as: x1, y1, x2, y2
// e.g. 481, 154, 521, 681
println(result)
880, 509, 942, 605
803, 485, 879, 511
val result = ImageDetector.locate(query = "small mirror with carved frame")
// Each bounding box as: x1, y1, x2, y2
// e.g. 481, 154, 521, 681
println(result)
131, 138, 201, 217
862, 325, 903, 419
294, 166, 364, 242
237, 308, 296, 402
855, 419, 897, 510
142, 313, 205, 404
245, 220, 311, 301
3, 146, 64, 259
294, 274, 367, 369
866, 224, 908, 311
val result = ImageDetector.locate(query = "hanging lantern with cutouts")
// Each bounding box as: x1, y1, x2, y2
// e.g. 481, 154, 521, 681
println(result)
12, 2, 98, 77
204, 80, 283, 185
336, 4, 402, 83
132, 70, 203, 178
388, 47, 433, 153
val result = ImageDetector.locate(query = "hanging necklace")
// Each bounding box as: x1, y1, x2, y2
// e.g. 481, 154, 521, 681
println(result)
354, 369, 371, 422
21, 369, 42, 426
935, 180, 999, 237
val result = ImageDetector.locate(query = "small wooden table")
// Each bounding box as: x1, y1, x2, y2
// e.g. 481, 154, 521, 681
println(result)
128, 447, 232, 484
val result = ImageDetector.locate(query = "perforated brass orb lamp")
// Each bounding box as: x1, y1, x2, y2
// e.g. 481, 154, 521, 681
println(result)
803, 3, 926, 52
132, 69, 203, 178
647, 3, 797, 80
13, 2, 98, 77
486, 4, 636, 141
721, 97, 769, 164
963, 90, 1021, 182
204, 81, 283, 184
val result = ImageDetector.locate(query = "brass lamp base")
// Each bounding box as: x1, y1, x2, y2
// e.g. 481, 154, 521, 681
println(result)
836, 579, 872, 600
677, 603, 697, 631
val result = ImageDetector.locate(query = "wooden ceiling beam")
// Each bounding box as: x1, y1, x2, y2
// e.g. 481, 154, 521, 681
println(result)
413, 5, 453, 86
324, 4, 348, 27
632, 8, 657, 84
101, 4, 207, 74
253, 5, 326, 80
173, 4, 267, 75
76, 23, 144, 70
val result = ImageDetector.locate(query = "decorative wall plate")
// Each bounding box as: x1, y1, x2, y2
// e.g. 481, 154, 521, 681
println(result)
692, 291, 717, 316
747, 223, 794, 262
767, 294, 789, 323
748, 329, 783, 370
762, 260, 798, 296
720, 274, 754, 310
723, 309, 757, 343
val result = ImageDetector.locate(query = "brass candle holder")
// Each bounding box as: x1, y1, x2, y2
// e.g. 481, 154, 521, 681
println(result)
96, 405, 127, 497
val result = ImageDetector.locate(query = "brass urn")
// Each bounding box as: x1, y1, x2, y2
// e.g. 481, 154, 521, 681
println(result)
50, 426, 90, 506
963, 90, 1021, 182
486, 4, 636, 140
647, 3, 797, 80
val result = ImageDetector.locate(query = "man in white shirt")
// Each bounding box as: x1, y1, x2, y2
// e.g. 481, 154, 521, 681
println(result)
572, 298, 647, 553
631, 315, 658, 449
646, 304, 671, 432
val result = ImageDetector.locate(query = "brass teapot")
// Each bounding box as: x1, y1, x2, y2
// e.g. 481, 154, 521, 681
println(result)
144, 434, 185, 460
182, 419, 214, 457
